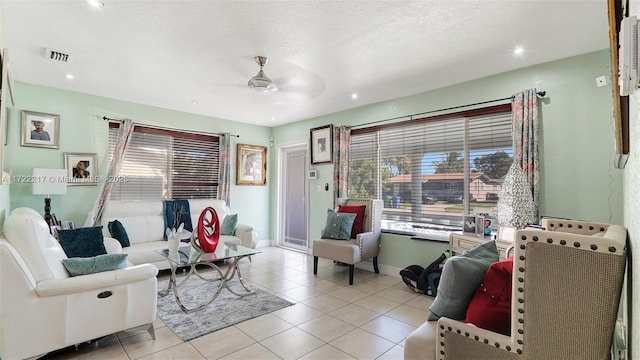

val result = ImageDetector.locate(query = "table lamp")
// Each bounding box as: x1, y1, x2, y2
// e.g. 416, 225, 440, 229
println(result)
32, 168, 67, 226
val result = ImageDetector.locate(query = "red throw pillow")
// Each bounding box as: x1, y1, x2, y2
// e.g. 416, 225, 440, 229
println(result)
337, 205, 366, 239
464, 256, 514, 335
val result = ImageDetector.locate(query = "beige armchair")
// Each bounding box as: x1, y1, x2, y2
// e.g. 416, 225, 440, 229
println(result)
313, 198, 383, 285
404, 219, 627, 360
0, 208, 159, 360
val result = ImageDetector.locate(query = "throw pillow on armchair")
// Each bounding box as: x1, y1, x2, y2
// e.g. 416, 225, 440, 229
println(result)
464, 255, 514, 335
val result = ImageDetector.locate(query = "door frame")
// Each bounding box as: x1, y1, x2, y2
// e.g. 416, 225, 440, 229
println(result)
275, 141, 309, 251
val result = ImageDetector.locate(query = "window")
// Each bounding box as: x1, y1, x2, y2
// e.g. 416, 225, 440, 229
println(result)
348, 104, 512, 239
108, 123, 220, 200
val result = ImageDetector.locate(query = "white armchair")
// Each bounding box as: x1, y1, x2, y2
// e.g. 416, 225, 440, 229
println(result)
313, 198, 383, 285
0, 207, 158, 360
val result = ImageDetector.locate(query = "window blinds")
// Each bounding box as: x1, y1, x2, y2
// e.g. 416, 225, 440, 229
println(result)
349, 104, 512, 231
108, 124, 220, 200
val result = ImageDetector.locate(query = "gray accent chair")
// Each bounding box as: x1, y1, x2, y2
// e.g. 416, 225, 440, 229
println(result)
404, 218, 627, 360
312, 198, 383, 285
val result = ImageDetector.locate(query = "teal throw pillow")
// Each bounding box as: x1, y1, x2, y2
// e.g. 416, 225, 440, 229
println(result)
62, 253, 128, 276
427, 240, 499, 321
108, 220, 130, 248
321, 209, 357, 240
221, 214, 238, 235
58, 226, 107, 258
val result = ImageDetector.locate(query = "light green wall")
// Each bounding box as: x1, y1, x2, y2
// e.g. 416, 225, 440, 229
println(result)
7, 83, 272, 238
4, 50, 622, 271
273, 50, 622, 268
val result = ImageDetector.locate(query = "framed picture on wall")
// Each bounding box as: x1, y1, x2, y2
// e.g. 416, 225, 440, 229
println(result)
64, 152, 98, 186
310, 124, 333, 164
20, 110, 60, 149
236, 144, 267, 185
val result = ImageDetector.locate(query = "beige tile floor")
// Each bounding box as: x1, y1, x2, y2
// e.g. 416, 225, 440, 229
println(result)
43, 246, 433, 360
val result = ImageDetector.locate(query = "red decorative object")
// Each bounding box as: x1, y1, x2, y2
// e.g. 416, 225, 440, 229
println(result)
194, 207, 220, 253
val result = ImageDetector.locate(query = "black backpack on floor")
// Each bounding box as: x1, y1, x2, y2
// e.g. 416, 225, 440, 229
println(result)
399, 250, 450, 296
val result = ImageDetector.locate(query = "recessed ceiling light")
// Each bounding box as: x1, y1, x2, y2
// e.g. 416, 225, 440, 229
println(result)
514, 47, 525, 55
86, 0, 105, 7
65, 73, 74, 80
271, 117, 276, 121
351, 93, 358, 100
190, 100, 198, 104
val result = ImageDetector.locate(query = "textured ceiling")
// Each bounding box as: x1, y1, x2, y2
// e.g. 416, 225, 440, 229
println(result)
1, 1, 610, 127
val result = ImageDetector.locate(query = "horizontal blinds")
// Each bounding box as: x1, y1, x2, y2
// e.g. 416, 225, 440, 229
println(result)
349, 107, 512, 230
108, 124, 219, 200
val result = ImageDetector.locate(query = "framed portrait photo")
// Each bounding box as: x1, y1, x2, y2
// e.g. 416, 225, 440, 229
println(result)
20, 110, 60, 149
64, 152, 98, 186
463, 215, 477, 234
310, 124, 333, 164
236, 144, 267, 185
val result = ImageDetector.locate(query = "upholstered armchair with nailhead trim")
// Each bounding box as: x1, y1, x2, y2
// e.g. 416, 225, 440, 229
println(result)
432, 220, 627, 360
313, 198, 383, 285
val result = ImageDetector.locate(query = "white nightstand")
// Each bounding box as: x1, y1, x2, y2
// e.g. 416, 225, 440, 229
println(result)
449, 232, 513, 259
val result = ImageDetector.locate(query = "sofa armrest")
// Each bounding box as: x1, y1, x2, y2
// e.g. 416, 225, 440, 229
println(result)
35, 263, 158, 297
234, 223, 257, 248
103, 237, 123, 254
355, 231, 381, 259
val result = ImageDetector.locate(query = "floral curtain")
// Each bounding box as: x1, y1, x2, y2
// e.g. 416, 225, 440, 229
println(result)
85, 118, 135, 226
217, 132, 231, 205
511, 89, 540, 219
333, 125, 351, 207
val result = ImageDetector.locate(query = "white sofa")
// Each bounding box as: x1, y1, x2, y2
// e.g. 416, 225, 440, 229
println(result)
99, 199, 257, 270
0, 207, 158, 360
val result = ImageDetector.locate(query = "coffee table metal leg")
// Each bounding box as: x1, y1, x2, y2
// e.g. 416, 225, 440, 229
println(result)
158, 263, 178, 297
222, 255, 254, 296
160, 254, 256, 313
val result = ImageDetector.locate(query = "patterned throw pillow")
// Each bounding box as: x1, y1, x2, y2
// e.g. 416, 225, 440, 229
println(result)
321, 209, 357, 240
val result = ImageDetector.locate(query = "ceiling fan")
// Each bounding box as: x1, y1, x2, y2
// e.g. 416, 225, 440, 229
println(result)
247, 56, 278, 93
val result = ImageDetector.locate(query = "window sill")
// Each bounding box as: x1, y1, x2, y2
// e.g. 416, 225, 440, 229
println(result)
381, 229, 450, 243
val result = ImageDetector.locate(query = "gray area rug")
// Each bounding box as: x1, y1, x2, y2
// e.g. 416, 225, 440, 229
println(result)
157, 276, 294, 341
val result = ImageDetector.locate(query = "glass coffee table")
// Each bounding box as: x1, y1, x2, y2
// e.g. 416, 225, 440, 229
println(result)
155, 241, 260, 313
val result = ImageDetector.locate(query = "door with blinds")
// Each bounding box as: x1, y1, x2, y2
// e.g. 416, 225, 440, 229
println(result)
279, 144, 308, 251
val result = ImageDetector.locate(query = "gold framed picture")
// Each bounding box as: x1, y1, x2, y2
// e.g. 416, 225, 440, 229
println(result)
236, 144, 267, 185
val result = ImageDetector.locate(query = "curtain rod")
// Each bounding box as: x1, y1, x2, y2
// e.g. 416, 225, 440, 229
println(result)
352, 90, 546, 129
102, 116, 240, 138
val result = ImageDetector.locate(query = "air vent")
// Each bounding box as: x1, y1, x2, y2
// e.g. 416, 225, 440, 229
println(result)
45, 48, 71, 63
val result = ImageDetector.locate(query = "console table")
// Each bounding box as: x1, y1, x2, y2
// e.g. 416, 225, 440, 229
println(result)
449, 232, 512, 259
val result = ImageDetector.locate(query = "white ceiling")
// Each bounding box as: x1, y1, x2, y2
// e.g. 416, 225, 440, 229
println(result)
1, 0, 610, 127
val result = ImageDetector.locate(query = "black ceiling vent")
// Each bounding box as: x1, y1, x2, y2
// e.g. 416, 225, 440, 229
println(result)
45, 48, 71, 63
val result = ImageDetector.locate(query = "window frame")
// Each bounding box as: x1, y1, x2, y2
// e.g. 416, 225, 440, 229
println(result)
107, 122, 220, 201
348, 103, 512, 240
